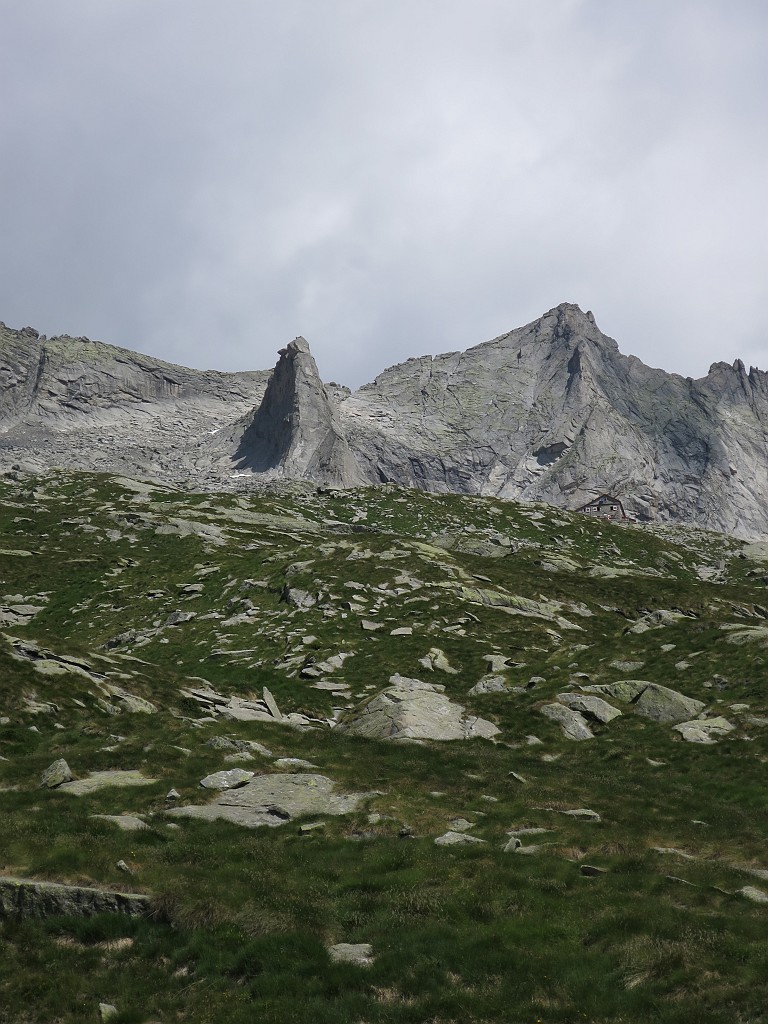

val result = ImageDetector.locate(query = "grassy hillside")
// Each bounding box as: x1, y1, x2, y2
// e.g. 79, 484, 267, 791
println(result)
0, 471, 766, 1023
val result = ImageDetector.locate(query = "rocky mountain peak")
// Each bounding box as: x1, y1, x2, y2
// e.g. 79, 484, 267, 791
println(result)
229, 335, 363, 486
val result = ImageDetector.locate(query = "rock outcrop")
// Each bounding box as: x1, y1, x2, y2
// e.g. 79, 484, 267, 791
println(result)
3, 304, 768, 536
335, 675, 500, 742
0, 876, 151, 920
210, 337, 363, 486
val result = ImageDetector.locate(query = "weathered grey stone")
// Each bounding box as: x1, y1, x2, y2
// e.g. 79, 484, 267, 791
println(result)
57, 770, 157, 796
673, 717, 736, 743
739, 885, 768, 903
434, 831, 486, 846
5, 307, 768, 539
560, 808, 601, 822
335, 675, 499, 742
200, 768, 255, 791
447, 818, 475, 833
556, 693, 622, 723
483, 654, 511, 673
419, 647, 459, 674
90, 814, 149, 832
166, 774, 368, 828
633, 684, 705, 724
582, 680, 649, 702
165, 610, 196, 626
0, 876, 151, 919
327, 942, 375, 966
40, 758, 72, 788
539, 703, 594, 740
468, 676, 508, 696
262, 686, 283, 721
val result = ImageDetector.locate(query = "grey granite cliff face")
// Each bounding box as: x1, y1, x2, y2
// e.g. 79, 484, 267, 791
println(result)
0, 321, 268, 482
332, 304, 768, 537
205, 338, 364, 486
1, 306, 767, 537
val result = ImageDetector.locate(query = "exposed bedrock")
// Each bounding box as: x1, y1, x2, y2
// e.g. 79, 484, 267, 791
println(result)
2, 304, 768, 536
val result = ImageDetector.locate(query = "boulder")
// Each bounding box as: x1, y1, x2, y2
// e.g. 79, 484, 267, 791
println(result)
434, 831, 486, 846
539, 703, 594, 740
40, 758, 72, 788
556, 693, 621, 723
200, 769, 254, 791
468, 676, 508, 696
419, 648, 459, 674
673, 717, 736, 743
582, 680, 649, 702
335, 675, 499, 742
633, 684, 705, 724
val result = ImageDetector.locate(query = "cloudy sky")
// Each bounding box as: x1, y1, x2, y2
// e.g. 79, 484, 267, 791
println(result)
1, 1, 766, 387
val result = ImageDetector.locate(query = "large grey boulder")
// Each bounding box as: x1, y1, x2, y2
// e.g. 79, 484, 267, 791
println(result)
0, 876, 151, 920
166, 773, 369, 828
555, 693, 621, 723
633, 684, 705, 724
335, 675, 500, 742
539, 703, 594, 740
581, 680, 649, 703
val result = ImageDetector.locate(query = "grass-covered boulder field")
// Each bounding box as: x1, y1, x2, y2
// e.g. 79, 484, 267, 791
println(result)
0, 471, 767, 1023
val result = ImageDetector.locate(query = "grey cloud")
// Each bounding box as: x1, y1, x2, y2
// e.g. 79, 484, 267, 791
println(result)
0, 0, 766, 386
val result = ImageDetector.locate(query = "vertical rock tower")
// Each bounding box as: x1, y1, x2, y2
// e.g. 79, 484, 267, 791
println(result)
232, 337, 362, 485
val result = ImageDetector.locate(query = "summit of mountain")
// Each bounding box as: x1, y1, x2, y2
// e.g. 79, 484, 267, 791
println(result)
1, 304, 767, 538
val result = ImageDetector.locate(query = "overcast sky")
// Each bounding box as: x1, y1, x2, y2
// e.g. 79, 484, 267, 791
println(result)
1, 1, 766, 387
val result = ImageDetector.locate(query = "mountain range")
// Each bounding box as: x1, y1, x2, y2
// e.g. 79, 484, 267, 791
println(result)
1, 302, 767, 537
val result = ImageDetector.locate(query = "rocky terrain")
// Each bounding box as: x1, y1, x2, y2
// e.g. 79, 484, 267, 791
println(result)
0, 468, 767, 1022
3, 303, 768, 538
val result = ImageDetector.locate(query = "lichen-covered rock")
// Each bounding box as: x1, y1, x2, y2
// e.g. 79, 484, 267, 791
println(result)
673, 717, 736, 743
556, 693, 622, 723
539, 703, 594, 740
166, 774, 369, 828
335, 675, 499, 742
40, 758, 72, 789
582, 680, 649, 703
0, 876, 150, 920
200, 768, 255, 791
633, 684, 705, 724
434, 831, 486, 847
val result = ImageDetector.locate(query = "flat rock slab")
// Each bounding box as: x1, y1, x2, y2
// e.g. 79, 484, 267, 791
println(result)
673, 717, 735, 743
739, 886, 768, 904
434, 831, 486, 846
327, 942, 375, 966
57, 770, 157, 796
0, 876, 151, 920
90, 814, 149, 832
166, 773, 369, 829
200, 768, 254, 790
335, 674, 499, 742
